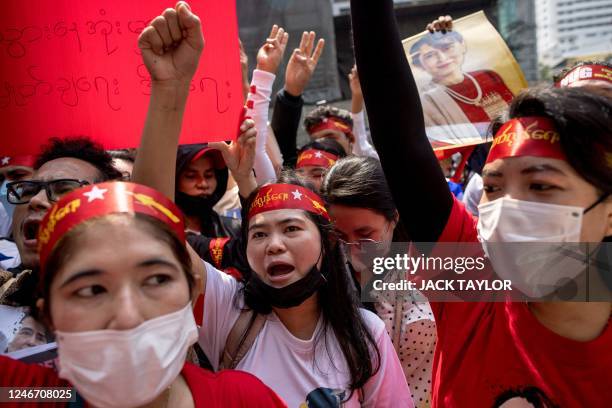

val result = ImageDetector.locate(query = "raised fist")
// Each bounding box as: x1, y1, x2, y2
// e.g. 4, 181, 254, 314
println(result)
138, 1, 204, 86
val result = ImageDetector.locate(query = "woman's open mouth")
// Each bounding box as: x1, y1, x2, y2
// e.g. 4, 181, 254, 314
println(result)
266, 262, 295, 283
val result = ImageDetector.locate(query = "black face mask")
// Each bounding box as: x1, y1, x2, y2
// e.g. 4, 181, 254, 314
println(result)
175, 191, 215, 217
245, 263, 327, 309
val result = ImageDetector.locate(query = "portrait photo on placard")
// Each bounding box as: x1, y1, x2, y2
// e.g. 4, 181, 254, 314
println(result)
0, 305, 52, 354
403, 11, 528, 150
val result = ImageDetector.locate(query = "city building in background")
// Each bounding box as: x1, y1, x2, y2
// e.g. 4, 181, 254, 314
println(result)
239, 1, 610, 102
498, 0, 539, 83
237, 0, 341, 104
536, 0, 612, 72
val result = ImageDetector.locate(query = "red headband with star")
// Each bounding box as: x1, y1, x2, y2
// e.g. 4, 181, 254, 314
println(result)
308, 118, 354, 142
556, 64, 612, 87
296, 149, 339, 169
247, 184, 330, 221
1, 155, 36, 169
38, 182, 185, 271
486, 117, 566, 165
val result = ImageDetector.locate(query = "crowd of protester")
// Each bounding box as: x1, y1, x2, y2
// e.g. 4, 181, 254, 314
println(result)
0, 0, 610, 407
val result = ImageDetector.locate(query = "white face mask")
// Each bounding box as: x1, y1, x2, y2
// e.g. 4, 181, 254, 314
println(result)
56, 302, 197, 408
477, 197, 586, 298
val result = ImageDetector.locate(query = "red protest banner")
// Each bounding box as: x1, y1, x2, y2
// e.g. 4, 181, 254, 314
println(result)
0, 0, 242, 156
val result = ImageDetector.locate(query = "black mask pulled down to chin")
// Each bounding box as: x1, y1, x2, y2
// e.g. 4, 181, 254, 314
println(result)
175, 191, 215, 217
244, 263, 327, 313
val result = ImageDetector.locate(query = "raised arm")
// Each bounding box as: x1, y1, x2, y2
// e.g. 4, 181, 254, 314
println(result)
248, 25, 289, 184
348, 65, 379, 160
350, 0, 453, 242
132, 2, 204, 200
270, 32, 325, 167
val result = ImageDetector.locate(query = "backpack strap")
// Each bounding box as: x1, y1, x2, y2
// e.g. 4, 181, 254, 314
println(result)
219, 310, 266, 370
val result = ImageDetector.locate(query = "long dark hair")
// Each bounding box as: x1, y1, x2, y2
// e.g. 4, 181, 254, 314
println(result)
239, 171, 381, 394
490, 86, 612, 194
321, 155, 410, 241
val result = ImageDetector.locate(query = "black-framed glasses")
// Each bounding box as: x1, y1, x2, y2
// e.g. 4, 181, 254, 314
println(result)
6, 179, 90, 204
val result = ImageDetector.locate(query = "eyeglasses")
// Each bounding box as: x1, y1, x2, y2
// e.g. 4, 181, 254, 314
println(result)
6, 179, 90, 204
338, 238, 384, 251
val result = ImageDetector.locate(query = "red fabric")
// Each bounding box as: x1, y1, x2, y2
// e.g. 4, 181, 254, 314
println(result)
193, 294, 204, 326
182, 363, 287, 407
0, 357, 287, 407
38, 182, 186, 271
0, 0, 244, 157
0, 356, 68, 408
191, 147, 226, 169
434, 145, 476, 183
209, 237, 231, 269
446, 70, 514, 125
430, 198, 612, 407
247, 184, 330, 221
486, 117, 565, 165
307, 117, 355, 142
223, 267, 243, 280
557, 64, 612, 87
0, 155, 36, 169
295, 149, 338, 169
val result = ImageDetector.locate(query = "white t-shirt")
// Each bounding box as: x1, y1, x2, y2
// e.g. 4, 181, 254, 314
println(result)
199, 262, 413, 408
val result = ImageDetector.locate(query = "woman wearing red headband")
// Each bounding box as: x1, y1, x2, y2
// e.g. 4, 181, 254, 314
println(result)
295, 139, 346, 191
130, 3, 411, 405
198, 174, 411, 407
0, 182, 286, 407
351, 0, 612, 406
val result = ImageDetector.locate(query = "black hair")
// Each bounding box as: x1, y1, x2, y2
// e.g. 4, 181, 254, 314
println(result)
489, 86, 612, 194
409, 31, 464, 68
108, 148, 137, 163
35, 137, 122, 182
553, 60, 612, 84
321, 156, 409, 241
238, 171, 381, 395
298, 138, 349, 159
304, 106, 353, 134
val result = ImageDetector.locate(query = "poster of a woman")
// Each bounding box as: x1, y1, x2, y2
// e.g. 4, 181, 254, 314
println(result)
403, 12, 528, 149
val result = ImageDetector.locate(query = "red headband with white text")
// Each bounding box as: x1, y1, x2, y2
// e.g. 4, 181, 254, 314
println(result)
308, 117, 354, 142
38, 182, 185, 272
296, 149, 339, 169
247, 184, 330, 221
485, 117, 566, 164
556, 64, 612, 87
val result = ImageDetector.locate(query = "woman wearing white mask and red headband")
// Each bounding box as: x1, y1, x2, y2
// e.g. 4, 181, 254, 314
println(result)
0, 182, 286, 407
351, 0, 612, 406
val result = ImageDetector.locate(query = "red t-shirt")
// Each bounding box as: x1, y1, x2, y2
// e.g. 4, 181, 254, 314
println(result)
429, 198, 612, 407
0, 356, 287, 407
447, 70, 514, 125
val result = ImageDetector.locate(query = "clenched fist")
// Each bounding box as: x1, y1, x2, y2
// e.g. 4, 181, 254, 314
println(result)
138, 1, 204, 86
